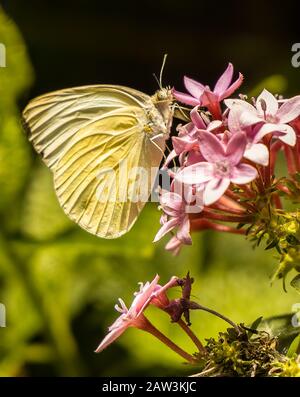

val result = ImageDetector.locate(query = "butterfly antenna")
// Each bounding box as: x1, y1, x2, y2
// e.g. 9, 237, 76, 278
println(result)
152, 73, 161, 89
159, 53, 168, 89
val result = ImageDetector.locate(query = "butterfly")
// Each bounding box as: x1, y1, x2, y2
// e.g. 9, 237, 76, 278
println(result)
22, 83, 174, 239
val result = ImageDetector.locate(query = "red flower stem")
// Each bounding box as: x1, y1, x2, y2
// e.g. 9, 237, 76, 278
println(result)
292, 142, 300, 172
284, 145, 297, 175
210, 202, 246, 215
190, 218, 245, 234
270, 141, 282, 174
255, 166, 265, 194
273, 193, 282, 209
143, 321, 196, 363
276, 183, 292, 195
207, 102, 222, 120
202, 209, 253, 223
177, 319, 206, 354
225, 189, 255, 211
263, 135, 272, 186
208, 223, 246, 234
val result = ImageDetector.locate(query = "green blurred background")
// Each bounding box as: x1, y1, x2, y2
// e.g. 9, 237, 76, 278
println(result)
0, 0, 300, 376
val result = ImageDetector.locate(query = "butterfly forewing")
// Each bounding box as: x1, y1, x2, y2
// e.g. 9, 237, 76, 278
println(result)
23, 85, 169, 238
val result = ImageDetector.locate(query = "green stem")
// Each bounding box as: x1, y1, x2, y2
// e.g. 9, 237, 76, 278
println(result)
191, 302, 240, 333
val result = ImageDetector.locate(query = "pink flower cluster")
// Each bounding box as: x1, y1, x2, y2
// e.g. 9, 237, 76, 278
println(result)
155, 63, 300, 254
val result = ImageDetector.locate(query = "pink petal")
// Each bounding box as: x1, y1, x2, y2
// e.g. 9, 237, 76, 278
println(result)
276, 125, 296, 146
95, 320, 127, 352
184, 76, 205, 99
162, 149, 177, 169
214, 63, 234, 95
204, 177, 230, 205
172, 136, 198, 155
256, 89, 278, 117
277, 95, 300, 123
153, 218, 179, 242
200, 88, 218, 107
176, 162, 214, 184
225, 131, 247, 165
227, 105, 243, 133
207, 120, 223, 131
176, 216, 191, 244
224, 98, 254, 111
198, 130, 226, 162
244, 143, 269, 166
190, 106, 206, 129
239, 110, 263, 128
160, 192, 183, 211
132, 275, 160, 315
165, 236, 184, 255
231, 164, 257, 184
172, 89, 200, 106
219, 72, 244, 100
255, 123, 296, 145
186, 149, 205, 166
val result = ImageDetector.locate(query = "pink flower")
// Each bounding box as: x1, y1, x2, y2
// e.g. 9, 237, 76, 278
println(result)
227, 104, 269, 166
176, 130, 257, 205
95, 275, 160, 352
225, 90, 300, 146
173, 63, 243, 118
153, 191, 194, 244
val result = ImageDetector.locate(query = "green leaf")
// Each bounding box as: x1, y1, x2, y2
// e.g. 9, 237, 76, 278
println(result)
258, 314, 300, 354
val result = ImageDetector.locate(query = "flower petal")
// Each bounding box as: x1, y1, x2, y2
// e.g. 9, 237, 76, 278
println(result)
153, 218, 179, 242
172, 136, 198, 155
184, 76, 205, 98
214, 63, 233, 95
244, 143, 269, 166
198, 130, 226, 162
204, 177, 230, 205
277, 95, 300, 123
190, 106, 206, 129
231, 163, 257, 184
220, 72, 244, 100
256, 89, 278, 117
95, 319, 127, 353
225, 131, 247, 165
176, 162, 214, 184
276, 125, 296, 146
176, 216, 191, 244
172, 89, 200, 106
200, 88, 218, 107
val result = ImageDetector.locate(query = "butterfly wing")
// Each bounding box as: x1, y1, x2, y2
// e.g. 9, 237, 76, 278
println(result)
23, 86, 167, 238
22, 85, 153, 170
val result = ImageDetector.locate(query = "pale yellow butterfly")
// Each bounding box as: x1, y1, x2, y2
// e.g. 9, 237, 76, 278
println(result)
22, 84, 173, 238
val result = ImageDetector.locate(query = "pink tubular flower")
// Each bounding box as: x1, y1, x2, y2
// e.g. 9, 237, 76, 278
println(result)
225, 89, 300, 146
176, 130, 257, 205
153, 191, 193, 244
173, 63, 243, 119
95, 275, 160, 353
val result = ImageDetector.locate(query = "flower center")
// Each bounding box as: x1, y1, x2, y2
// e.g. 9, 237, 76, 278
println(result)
214, 160, 231, 177
265, 114, 278, 123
